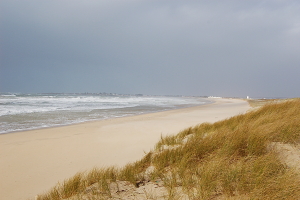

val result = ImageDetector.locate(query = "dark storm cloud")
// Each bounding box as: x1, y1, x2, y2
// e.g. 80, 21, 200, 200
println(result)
1, 0, 300, 97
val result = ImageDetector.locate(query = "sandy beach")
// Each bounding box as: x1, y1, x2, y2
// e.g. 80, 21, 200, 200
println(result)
0, 98, 250, 200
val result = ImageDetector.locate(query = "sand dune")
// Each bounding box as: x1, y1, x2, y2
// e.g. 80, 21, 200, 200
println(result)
0, 98, 250, 200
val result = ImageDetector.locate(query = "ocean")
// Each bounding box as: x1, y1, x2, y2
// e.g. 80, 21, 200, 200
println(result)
0, 93, 211, 134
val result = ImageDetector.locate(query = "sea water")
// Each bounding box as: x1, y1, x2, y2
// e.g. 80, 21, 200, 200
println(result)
0, 93, 211, 134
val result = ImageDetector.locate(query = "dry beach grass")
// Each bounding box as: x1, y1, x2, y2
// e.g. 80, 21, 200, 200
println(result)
34, 98, 300, 199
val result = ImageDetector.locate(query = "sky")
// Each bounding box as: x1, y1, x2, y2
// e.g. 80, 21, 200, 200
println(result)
1, 0, 300, 98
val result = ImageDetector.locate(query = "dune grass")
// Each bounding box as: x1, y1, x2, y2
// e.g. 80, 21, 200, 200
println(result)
34, 98, 300, 199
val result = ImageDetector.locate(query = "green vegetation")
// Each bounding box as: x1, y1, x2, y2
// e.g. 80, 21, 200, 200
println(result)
35, 99, 300, 199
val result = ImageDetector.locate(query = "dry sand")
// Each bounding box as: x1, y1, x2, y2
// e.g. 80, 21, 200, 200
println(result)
0, 98, 250, 200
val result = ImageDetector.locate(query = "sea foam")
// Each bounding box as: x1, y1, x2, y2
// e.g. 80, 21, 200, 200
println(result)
0, 93, 210, 134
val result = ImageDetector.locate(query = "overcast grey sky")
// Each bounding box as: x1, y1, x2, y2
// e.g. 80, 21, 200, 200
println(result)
1, 0, 299, 98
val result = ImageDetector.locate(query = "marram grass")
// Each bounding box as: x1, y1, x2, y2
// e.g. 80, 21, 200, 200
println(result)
34, 98, 300, 200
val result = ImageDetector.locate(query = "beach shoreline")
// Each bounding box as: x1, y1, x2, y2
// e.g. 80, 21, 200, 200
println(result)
0, 97, 213, 136
0, 98, 250, 200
